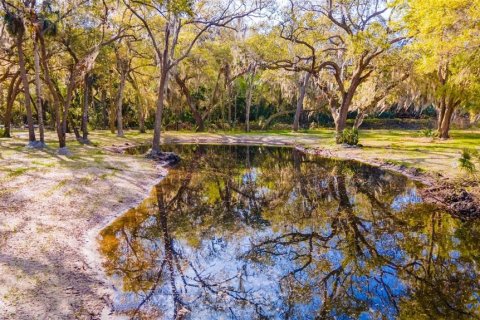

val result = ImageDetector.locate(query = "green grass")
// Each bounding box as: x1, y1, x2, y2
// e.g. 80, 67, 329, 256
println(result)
3, 128, 479, 179
7, 168, 30, 178
31, 160, 56, 168
43, 180, 68, 196
210, 128, 478, 178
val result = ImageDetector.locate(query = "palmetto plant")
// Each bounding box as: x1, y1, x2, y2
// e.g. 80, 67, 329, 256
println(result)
458, 149, 478, 175
4, 11, 24, 35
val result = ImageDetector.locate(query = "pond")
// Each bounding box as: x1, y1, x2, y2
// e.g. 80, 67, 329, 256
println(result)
99, 145, 480, 320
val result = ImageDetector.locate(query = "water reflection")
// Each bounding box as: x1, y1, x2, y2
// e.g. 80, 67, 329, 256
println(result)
100, 145, 480, 319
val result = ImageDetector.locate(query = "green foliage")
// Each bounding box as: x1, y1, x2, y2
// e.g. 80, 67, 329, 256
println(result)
419, 128, 436, 138
338, 128, 359, 146
404, 0, 480, 123
41, 19, 58, 37
39, 0, 60, 37
3, 11, 24, 35
458, 148, 478, 175
168, 0, 194, 16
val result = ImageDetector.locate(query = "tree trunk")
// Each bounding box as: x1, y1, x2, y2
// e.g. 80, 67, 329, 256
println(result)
16, 30, 36, 143
139, 111, 146, 133
4, 72, 21, 138
151, 13, 181, 155
437, 63, 449, 137
0, 81, 4, 112
439, 103, 455, 139
223, 64, 233, 125
38, 34, 63, 149
116, 68, 127, 137
293, 72, 310, 131
42, 100, 49, 129
208, 68, 222, 117
227, 82, 233, 125
137, 95, 146, 133
81, 73, 90, 141
174, 74, 205, 132
33, 39, 45, 145
60, 80, 74, 148
101, 89, 108, 129
234, 92, 237, 125
151, 71, 168, 154
334, 90, 356, 143
109, 101, 116, 133
128, 77, 146, 134
192, 109, 204, 132
69, 115, 81, 141
334, 102, 349, 143
437, 97, 446, 136
245, 74, 254, 133
245, 87, 252, 132
353, 110, 366, 129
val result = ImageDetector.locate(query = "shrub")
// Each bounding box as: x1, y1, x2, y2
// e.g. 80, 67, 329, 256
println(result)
419, 128, 436, 138
338, 128, 359, 146
459, 148, 477, 175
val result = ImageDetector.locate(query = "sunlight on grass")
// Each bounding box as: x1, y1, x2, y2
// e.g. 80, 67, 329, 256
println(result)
7, 168, 30, 178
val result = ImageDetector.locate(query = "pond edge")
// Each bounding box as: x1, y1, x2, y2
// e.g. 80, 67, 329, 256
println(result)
90, 138, 478, 317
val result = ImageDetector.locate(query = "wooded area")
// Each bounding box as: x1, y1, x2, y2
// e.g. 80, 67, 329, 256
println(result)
0, 0, 479, 151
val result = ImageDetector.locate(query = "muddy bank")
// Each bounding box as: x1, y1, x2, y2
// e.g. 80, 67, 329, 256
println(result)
422, 184, 480, 220
104, 143, 181, 164
104, 142, 150, 155
297, 145, 480, 220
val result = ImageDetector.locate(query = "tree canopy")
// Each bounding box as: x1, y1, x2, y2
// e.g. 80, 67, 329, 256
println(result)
0, 0, 479, 150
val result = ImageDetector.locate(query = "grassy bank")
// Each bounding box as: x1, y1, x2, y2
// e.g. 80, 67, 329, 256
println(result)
57, 127, 478, 180
97, 128, 478, 180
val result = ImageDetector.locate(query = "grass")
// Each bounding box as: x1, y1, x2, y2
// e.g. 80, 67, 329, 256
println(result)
78, 174, 96, 186
43, 180, 68, 196
31, 160, 57, 168
7, 168, 31, 178
2, 128, 479, 180
89, 128, 479, 178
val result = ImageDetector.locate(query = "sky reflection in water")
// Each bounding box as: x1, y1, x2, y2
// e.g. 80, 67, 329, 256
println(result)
99, 145, 480, 320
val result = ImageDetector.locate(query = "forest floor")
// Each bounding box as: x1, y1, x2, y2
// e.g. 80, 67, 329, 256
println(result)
0, 128, 479, 319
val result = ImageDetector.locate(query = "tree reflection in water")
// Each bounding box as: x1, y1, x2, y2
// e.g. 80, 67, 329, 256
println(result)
99, 145, 480, 320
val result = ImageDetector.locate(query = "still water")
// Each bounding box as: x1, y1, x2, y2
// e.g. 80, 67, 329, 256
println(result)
99, 145, 480, 319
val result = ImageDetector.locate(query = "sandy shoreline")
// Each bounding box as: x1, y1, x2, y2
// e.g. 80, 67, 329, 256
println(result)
0, 134, 166, 319
82, 164, 169, 320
